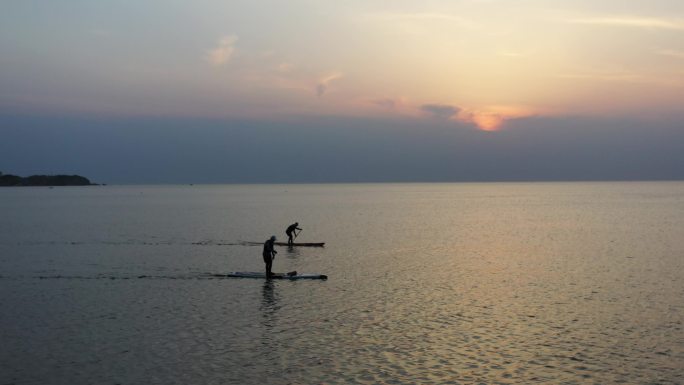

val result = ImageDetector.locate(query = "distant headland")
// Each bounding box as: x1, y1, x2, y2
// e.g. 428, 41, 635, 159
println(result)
0, 172, 97, 186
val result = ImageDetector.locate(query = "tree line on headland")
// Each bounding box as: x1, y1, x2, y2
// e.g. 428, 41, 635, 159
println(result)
0, 171, 96, 186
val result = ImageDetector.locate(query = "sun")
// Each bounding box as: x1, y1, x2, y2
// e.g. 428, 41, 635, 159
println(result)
471, 114, 504, 131
460, 105, 538, 131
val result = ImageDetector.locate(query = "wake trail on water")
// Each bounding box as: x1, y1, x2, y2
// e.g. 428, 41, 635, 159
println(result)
0, 240, 257, 247
0, 273, 259, 281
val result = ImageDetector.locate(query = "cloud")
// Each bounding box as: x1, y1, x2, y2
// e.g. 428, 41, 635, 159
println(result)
570, 17, 684, 30
553, 69, 664, 85
241, 55, 344, 99
361, 12, 479, 29
421, 104, 460, 120
373, 99, 397, 109
7, 114, 684, 183
657, 49, 684, 59
277, 62, 295, 72
316, 73, 342, 97
206, 35, 238, 66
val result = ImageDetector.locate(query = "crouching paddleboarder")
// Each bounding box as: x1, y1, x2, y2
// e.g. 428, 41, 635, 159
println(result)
285, 222, 302, 245
263, 235, 277, 278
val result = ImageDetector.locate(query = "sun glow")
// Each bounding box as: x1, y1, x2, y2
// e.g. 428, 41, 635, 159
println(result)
470, 114, 504, 131
458, 106, 537, 131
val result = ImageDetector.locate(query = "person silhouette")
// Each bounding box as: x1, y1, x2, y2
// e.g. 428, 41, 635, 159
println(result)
262, 235, 277, 278
285, 222, 302, 245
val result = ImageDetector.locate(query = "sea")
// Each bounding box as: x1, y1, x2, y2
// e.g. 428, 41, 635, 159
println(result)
1, 182, 683, 385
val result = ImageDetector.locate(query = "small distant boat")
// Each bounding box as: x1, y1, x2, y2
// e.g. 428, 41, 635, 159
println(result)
218, 271, 328, 280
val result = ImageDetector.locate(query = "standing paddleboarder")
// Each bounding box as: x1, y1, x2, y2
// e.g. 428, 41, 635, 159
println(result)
263, 235, 277, 278
285, 222, 302, 245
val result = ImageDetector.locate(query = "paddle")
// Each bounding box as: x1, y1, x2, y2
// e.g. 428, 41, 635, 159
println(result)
295, 229, 302, 240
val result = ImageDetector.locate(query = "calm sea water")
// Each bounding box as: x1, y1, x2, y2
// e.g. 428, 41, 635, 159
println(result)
1, 182, 683, 384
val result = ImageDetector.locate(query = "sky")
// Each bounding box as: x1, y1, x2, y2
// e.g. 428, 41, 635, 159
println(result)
1, 0, 683, 183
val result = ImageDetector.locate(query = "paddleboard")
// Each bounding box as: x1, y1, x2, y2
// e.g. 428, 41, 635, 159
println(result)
219, 272, 328, 280
243, 241, 325, 247
274, 242, 325, 247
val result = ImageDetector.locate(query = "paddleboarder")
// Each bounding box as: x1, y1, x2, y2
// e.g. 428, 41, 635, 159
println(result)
285, 222, 302, 245
263, 235, 277, 278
